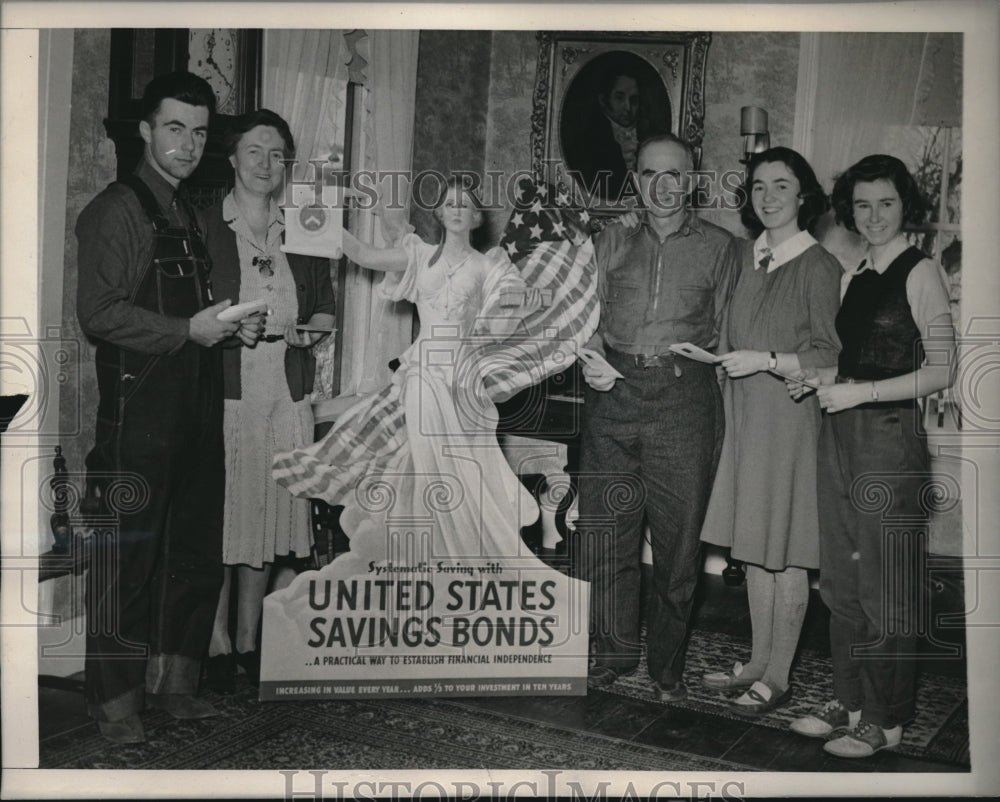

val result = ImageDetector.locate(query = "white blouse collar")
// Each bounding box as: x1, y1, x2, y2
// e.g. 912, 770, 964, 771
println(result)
753, 229, 816, 273
860, 233, 910, 275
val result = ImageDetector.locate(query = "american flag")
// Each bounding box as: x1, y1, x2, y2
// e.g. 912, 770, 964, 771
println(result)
474, 179, 599, 401
273, 379, 406, 506
498, 178, 592, 262
273, 176, 598, 505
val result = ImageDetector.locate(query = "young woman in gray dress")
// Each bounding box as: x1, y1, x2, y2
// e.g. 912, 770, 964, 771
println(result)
700, 147, 841, 716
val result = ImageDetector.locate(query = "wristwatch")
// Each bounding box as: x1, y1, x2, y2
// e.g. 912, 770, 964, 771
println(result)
871, 381, 879, 402
767, 351, 778, 370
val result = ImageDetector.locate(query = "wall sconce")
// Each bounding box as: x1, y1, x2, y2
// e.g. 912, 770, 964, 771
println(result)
740, 106, 770, 163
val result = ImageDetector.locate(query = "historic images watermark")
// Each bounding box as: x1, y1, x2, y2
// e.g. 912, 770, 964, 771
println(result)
279, 770, 748, 801
275, 162, 749, 214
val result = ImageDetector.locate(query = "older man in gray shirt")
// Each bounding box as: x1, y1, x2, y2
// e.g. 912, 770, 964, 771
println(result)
576, 134, 739, 701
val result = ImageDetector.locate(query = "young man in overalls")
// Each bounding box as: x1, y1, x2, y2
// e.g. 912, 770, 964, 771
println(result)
76, 71, 261, 743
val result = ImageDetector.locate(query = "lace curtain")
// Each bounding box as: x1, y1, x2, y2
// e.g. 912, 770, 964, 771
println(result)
262, 30, 420, 403
262, 30, 351, 401
262, 30, 350, 175
339, 30, 420, 398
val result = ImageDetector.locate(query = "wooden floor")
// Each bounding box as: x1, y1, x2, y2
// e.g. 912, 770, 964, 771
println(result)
38, 573, 968, 773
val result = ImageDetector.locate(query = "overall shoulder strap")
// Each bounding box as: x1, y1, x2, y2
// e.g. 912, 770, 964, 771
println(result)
175, 190, 204, 238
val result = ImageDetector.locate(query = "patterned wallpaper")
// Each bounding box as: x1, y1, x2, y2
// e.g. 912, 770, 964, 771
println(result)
483, 31, 538, 245
410, 30, 493, 244
700, 32, 800, 235
60, 29, 118, 477
913, 32, 962, 127
482, 31, 801, 242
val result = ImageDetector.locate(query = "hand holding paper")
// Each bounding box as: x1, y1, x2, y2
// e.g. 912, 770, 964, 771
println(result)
237, 311, 267, 347
669, 342, 722, 364
579, 347, 623, 391
718, 349, 769, 377
284, 323, 318, 348
190, 300, 240, 347
785, 368, 822, 399
217, 299, 269, 322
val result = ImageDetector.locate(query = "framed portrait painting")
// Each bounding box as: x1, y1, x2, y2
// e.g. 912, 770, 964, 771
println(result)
531, 31, 711, 213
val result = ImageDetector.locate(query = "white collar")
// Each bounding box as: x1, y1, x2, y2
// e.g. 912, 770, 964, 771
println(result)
606, 115, 637, 138
753, 229, 816, 273
857, 234, 910, 275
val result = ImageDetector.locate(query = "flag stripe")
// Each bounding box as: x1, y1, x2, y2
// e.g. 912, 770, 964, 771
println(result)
274, 176, 599, 506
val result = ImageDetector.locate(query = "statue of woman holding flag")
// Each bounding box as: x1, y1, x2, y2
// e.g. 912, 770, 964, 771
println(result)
273, 174, 597, 566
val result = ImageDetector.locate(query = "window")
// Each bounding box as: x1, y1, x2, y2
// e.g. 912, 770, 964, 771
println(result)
883, 124, 962, 329
882, 124, 962, 428
311, 81, 361, 401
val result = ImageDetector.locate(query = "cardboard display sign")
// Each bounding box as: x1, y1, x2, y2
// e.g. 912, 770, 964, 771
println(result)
261, 545, 589, 699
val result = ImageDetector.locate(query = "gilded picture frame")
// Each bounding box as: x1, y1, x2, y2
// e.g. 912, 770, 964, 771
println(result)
531, 31, 711, 214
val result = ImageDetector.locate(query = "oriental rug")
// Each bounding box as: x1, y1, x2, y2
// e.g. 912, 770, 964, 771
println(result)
39, 686, 755, 771
609, 629, 969, 766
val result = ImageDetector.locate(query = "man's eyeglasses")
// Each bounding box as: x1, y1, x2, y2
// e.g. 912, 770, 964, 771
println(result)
253, 255, 274, 277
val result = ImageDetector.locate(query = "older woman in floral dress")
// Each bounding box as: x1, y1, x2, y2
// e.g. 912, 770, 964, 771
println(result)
200, 109, 335, 690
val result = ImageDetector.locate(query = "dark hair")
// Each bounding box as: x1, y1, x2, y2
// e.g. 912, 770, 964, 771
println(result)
831, 154, 928, 233
739, 146, 829, 236
140, 71, 216, 123
596, 60, 641, 102
637, 133, 695, 170
428, 174, 485, 266
225, 108, 296, 159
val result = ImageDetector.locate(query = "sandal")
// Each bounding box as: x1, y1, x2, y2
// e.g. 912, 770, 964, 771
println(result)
728, 680, 793, 718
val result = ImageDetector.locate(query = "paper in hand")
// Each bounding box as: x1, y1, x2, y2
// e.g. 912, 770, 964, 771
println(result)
579, 347, 625, 379
669, 342, 721, 364
217, 299, 268, 322
772, 370, 820, 391
676, 342, 820, 389
282, 183, 359, 259
295, 324, 336, 334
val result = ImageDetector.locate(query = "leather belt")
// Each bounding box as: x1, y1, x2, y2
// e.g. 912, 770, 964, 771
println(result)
606, 345, 675, 369
625, 352, 672, 369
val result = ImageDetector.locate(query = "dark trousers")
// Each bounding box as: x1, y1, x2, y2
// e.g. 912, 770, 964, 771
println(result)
575, 355, 723, 685
817, 403, 930, 728
85, 343, 224, 721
